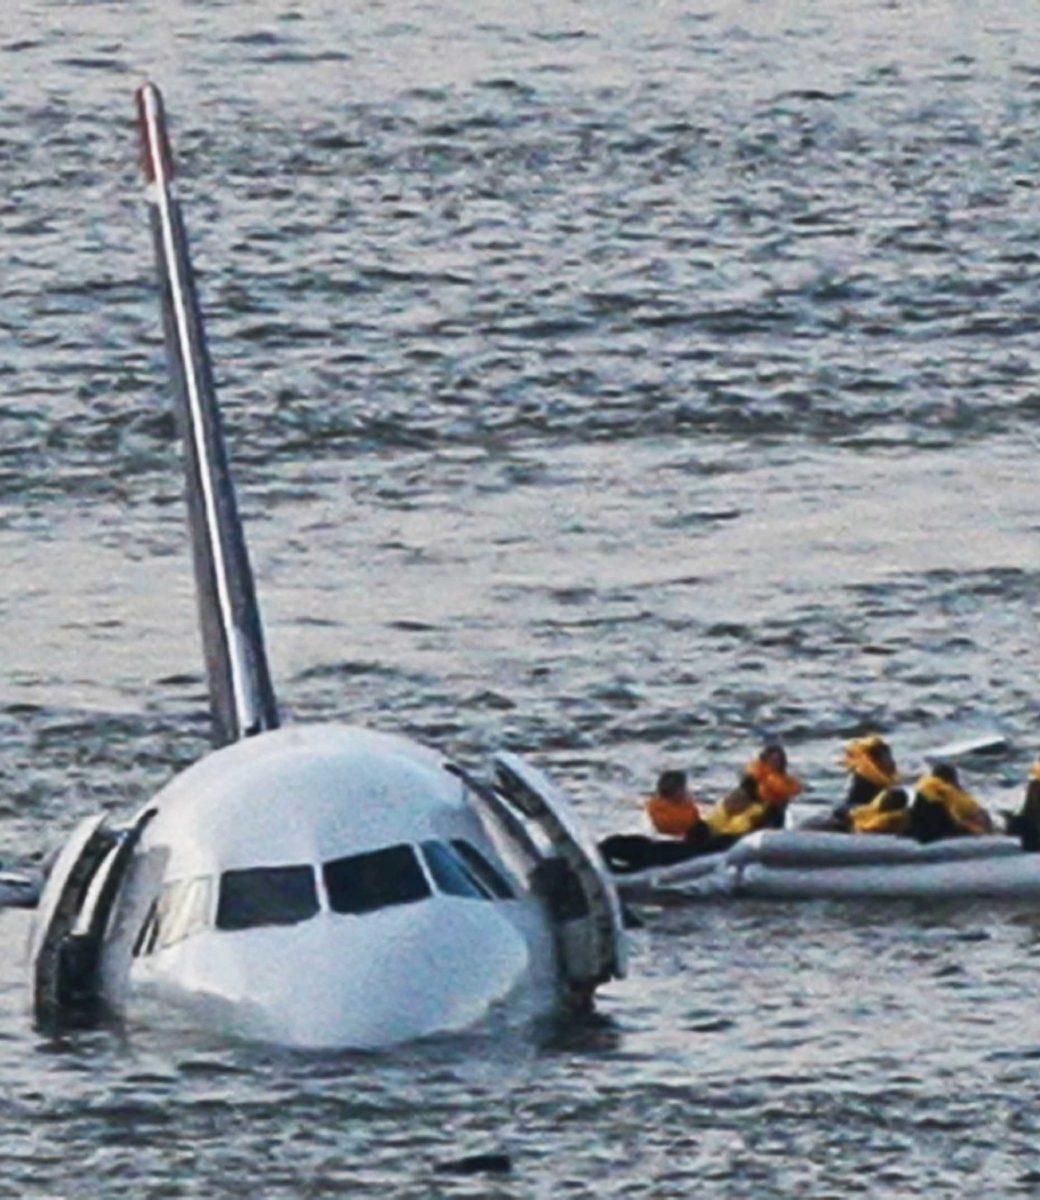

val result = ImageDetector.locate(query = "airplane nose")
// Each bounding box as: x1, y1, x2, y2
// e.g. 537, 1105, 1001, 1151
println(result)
242, 902, 539, 1050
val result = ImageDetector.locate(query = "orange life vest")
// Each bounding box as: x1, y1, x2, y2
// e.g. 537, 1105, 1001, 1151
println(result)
645, 793, 701, 838
746, 759, 803, 809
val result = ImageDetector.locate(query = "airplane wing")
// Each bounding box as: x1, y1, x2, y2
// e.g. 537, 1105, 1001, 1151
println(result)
136, 83, 279, 746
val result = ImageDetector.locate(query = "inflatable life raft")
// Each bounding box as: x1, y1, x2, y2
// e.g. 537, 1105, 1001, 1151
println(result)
613, 829, 1040, 903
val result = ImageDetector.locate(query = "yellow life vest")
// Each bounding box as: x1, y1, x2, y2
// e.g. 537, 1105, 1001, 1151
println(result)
849, 789, 909, 836
843, 735, 900, 791
704, 796, 770, 837
914, 774, 993, 835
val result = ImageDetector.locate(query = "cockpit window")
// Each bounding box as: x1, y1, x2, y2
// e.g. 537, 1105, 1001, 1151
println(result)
450, 840, 516, 900
421, 841, 491, 900
164, 876, 213, 946
216, 865, 319, 931
323, 844, 431, 915
133, 875, 214, 957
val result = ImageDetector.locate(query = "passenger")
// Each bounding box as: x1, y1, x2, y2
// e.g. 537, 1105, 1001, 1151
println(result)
832, 734, 900, 829
645, 769, 703, 838
598, 770, 713, 873
705, 744, 803, 837
704, 773, 766, 839
848, 786, 910, 836
906, 763, 994, 843
747, 743, 803, 829
600, 748, 802, 873
1003, 763, 1040, 852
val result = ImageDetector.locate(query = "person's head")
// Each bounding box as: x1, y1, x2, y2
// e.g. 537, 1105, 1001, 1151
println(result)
866, 737, 897, 778
932, 762, 960, 787
759, 744, 787, 774
656, 770, 687, 800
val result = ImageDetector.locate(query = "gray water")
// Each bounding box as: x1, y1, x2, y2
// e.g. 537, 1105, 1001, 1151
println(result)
3, 1, 1040, 1195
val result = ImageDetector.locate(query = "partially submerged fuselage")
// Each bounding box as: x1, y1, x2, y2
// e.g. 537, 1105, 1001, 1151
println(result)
108, 727, 559, 1048
27, 82, 623, 1048
33, 725, 622, 1048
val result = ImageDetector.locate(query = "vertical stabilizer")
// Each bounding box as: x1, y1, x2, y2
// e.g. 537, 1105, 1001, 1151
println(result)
136, 83, 279, 746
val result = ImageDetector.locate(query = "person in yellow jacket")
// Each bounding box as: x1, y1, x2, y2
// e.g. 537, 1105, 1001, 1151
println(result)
907, 763, 994, 842
830, 734, 901, 830
704, 774, 765, 837
848, 786, 910, 836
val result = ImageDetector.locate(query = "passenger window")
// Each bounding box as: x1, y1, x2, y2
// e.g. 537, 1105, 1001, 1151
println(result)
450, 840, 516, 900
323, 844, 431, 915
216, 865, 319, 931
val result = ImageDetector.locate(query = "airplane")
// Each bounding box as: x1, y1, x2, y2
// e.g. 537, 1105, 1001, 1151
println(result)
26, 83, 624, 1050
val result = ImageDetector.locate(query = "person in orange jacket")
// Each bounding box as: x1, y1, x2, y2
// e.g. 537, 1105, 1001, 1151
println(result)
599, 769, 713, 873
645, 769, 703, 837
599, 748, 803, 873
704, 744, 803, 836
747, 743, 803, 828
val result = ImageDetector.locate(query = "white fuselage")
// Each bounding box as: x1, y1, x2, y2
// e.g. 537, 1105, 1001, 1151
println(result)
98, 725, 560, 1049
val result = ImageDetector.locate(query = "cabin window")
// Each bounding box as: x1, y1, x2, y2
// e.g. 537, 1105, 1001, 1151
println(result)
450, 840, 516, 900
420, 841, 491, 900
323, 844, 430, 915
216, 865, 319, 931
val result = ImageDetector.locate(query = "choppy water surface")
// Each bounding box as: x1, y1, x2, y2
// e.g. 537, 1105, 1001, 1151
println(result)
3, 1, 1040, 1194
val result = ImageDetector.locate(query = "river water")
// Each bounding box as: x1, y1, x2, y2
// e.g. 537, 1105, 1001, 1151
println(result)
3, 1, 1040, 1195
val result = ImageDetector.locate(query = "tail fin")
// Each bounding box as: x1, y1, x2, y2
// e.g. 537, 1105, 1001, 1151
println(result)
136, 83, 279, 746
